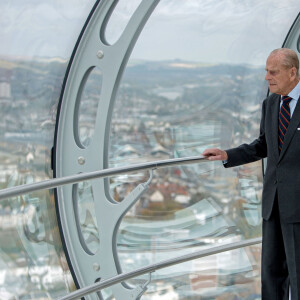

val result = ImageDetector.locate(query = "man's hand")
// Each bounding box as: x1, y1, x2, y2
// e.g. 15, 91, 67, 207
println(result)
202, 148, 228, 161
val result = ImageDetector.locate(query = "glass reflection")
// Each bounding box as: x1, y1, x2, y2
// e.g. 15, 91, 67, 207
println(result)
104, 0, 143, 45
105, 0, 299, 299
75, 66, 103, 148
123, 246, 261, 300
73, 181, 100, 254
0, 0, 96, 298
0, 173, 74, 298
139, 244, 261, 300
0, 0, 299, 299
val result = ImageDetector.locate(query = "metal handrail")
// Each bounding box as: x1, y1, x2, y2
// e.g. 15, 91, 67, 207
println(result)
0, 155, 207, 200
58, 237, 262, 300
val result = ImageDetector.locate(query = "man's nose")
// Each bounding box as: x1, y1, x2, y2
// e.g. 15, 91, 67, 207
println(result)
265, 73, 270, 80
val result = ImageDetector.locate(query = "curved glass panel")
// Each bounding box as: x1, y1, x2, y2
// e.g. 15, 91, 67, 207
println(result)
139, 244, 261, 299
0, 0, 97, 298
105, 0, 300, 298
1, 0, 300, 299
104, 0, 143, 45
75, 66, 103, 148
73, 182, 100, 255
109, 171, 148, 203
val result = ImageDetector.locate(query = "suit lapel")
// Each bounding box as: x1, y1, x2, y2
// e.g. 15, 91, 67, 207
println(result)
270, 94, 280, 161
279, 96, 300, 161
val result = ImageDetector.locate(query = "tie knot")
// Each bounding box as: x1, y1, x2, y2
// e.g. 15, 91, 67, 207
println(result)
282, 96, 292, 104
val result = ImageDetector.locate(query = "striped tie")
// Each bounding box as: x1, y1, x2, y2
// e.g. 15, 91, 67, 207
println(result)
278, 95, 292, 152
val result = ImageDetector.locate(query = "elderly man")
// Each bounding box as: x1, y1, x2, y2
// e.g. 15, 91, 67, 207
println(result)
203, 48, 300, 300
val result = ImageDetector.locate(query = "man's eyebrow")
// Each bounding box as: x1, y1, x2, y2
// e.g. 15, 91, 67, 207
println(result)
265, 68, 278, 72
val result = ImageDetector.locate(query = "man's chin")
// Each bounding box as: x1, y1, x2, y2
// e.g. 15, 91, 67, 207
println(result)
269, 87, 277, 94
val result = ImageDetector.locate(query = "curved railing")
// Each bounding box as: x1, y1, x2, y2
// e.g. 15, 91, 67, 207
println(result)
0, 156, 207, 200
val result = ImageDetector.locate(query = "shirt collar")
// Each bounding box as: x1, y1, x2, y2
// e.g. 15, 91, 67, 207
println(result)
284, 80, 300, 101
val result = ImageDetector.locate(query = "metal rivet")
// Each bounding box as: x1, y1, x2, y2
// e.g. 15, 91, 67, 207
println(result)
93, 263, 100, 271
78, 156, 85, 165
96, 50, 104, 59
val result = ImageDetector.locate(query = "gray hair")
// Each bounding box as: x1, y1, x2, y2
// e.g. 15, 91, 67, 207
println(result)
270, 48, 299, 77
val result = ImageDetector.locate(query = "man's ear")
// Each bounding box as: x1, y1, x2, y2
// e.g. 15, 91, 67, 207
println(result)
290, 67, 298, 80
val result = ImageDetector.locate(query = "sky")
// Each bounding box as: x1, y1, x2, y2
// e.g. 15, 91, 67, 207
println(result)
0, 0, 299, 65
0, 0, 96, 59
109, 0, 300, 65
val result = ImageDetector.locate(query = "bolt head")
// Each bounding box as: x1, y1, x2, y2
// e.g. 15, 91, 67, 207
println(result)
78, 156, 86, 165
93, 263, 100, 271
96, 50, 104, 59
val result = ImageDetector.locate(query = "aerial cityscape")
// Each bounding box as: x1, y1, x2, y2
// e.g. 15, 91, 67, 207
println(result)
0, 55, 265, 299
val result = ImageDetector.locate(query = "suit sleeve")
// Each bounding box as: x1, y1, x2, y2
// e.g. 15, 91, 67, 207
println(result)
224, 99, 268, 168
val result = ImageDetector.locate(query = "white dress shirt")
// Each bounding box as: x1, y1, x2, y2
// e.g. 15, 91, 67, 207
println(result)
280, 80, 300, 117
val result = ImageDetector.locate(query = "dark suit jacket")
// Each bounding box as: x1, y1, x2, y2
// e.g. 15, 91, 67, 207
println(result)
224, 93, 300, 223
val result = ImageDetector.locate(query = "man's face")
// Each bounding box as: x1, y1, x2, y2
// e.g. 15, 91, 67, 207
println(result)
265, 54, 296, 96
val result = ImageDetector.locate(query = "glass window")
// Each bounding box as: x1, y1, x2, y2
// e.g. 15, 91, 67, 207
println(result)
1, 0, 300, 299
106, 0, 299, 297
75, 66, 103, 148
104, 0, 143, 45
0, 0, 97, 298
